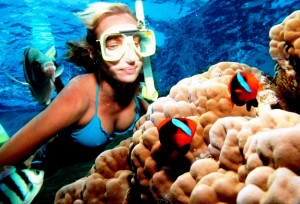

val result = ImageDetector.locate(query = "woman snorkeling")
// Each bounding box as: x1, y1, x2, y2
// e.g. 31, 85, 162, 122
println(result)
0, 2, 155, 175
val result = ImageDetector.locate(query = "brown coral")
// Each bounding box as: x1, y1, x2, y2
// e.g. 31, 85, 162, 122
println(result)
269, 10, 300, 60
237, 167, 300, 204
269, 10, 300, 113
169, 158, 219, 204
242, 119, 300, 176
55, 61, 300, 204
129, 62, 267, 202
55, 145, 135, 204
190, 170, 245, 204
209, 109, 300, 174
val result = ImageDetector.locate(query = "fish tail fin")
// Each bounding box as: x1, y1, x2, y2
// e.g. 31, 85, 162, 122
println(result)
258, 83, 265, 92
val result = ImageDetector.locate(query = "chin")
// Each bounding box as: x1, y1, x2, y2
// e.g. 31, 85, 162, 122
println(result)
118, 73, 140, 83
120, 77, 138, 84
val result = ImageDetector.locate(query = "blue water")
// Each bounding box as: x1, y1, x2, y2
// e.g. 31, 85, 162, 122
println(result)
0, 0, 299, 136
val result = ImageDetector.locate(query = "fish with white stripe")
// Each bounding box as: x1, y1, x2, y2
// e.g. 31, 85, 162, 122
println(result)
0, 166, 44, 204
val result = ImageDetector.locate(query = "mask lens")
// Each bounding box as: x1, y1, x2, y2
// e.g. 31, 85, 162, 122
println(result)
99, 29, 156, 61
102, 33, 125, 61
137, 30, 155, 56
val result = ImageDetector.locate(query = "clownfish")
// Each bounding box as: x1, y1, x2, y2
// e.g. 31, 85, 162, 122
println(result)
229, 71, 262, 111
157, 118, 197, 153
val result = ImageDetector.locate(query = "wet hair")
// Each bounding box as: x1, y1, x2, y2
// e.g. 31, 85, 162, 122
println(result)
65, 2, 137, 73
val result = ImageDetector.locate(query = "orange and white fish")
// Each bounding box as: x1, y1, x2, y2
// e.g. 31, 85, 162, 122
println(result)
157, 118, 197, 153
229, 71, 262, 111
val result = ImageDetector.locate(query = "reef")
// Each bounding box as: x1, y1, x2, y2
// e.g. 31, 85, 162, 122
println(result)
54, 10, 300, 204
269, 10, 300, 113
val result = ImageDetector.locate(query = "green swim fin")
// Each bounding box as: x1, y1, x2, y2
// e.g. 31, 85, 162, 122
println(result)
0, 124, 9, 147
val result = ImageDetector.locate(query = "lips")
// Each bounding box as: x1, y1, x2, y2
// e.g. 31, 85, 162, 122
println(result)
122, 67, 136, 74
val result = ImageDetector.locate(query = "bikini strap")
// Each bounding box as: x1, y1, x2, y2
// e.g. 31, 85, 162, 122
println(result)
95, 84, 100, 113
134, 95, 141, 114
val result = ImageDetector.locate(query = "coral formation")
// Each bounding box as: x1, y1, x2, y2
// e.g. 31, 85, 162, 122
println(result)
54, 61, 300, 204
269, 10, 300, 113
55, 140, 134, 203
54, 10, 300, 204
237, 167, 300, 204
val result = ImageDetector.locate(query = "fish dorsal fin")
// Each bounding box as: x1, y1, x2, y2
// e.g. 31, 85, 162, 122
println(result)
171, 118, 192, 136
237, 72, 252, 93
45, 45, 56, 61
0, 166, 16, 180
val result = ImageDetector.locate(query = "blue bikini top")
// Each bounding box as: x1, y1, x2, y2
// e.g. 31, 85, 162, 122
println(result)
70, 85, 141, 147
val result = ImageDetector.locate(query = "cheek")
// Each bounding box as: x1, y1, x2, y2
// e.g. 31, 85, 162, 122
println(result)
103, 61, 119, 74
103, 57, 143, 72
99, 62, 111, 74
136, 60, 143, 70
104, 61, 115, 69
104, 60, 114, 67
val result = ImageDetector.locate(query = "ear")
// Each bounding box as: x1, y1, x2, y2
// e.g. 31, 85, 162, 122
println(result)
88, 48, 94, 59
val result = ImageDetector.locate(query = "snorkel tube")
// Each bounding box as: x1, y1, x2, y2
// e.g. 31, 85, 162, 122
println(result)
135, 0, 158, 101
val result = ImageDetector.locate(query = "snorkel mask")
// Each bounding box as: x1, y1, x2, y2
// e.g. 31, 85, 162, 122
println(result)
97, 28, 156, 62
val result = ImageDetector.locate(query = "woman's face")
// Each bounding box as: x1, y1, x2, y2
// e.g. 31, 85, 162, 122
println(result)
95, 13, 142, 84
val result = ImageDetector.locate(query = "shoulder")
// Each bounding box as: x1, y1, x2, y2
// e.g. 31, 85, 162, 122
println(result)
51, 73, 97, 111
65, 73, 97, 94
41, 73, 98, 125
68, 73, 97, 86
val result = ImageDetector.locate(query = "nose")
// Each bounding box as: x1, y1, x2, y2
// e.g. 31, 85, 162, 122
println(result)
123, 44, 139, 63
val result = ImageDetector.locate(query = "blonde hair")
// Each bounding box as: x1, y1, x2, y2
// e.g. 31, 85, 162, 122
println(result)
65, 2, 137, 72
76, 2, 137, 30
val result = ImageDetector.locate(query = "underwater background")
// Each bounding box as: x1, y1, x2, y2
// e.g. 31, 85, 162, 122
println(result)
0, 0, 299, 137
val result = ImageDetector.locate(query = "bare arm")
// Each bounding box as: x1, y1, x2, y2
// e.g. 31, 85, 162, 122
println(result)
0, 76, 89, 166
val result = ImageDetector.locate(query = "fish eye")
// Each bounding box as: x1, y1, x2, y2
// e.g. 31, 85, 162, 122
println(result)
32, 61, 41, 69
32, 169, 41, 175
